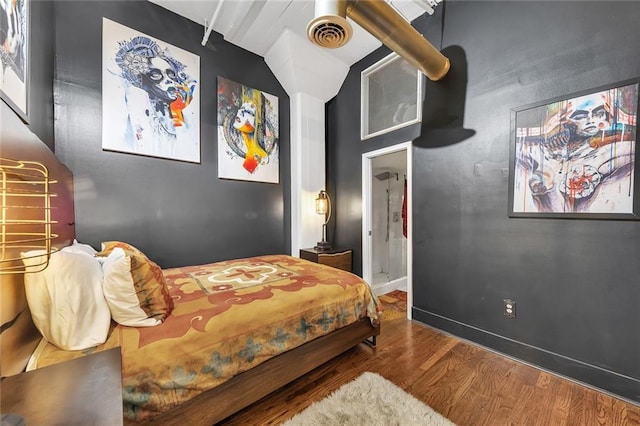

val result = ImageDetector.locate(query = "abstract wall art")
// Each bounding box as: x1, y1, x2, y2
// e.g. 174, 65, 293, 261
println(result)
102, 18, 200, 163
1, 0, 29, 122
217, 76, 279, 183
509, 79, 640, 219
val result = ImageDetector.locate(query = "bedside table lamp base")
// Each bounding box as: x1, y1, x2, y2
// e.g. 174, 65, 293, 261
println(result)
314, 241, 332, 251
315, 222, 332, 251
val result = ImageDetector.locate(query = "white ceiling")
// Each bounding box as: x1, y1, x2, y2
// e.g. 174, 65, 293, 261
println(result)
149, 0, 430, 66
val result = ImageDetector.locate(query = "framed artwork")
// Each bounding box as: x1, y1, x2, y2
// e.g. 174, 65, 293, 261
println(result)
361, 52, 422, 140
102, 18, 200, 163
217, 76, 279, 183
509, 79, 640, 219
0, 0, 29, 122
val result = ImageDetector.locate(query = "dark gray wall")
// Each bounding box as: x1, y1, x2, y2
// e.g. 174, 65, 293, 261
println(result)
327, 8, 444, 276
328, 1, 640, 403
53, 1, 290, 268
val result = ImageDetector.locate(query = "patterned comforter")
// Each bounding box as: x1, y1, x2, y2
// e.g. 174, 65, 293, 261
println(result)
28, 254, 381, 423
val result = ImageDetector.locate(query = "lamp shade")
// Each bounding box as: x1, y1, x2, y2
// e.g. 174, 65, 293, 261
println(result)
315, 191, 329, 216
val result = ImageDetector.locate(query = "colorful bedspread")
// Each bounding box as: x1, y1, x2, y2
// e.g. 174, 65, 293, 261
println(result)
28, 254, 381, 423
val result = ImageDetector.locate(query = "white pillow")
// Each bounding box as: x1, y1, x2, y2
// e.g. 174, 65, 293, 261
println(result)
100, 247, 166, 327
21, 249, 111, 350
61, 239, 98, 257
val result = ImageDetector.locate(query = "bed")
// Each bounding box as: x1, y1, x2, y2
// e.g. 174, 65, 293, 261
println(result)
27, 252, 381, 425
1, 109, 380, 425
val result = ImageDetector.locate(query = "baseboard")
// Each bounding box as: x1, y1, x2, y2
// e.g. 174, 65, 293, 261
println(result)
373, 276, 407, 296
412, 307, 640, 406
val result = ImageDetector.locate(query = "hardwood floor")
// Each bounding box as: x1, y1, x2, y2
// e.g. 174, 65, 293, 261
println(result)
220, 291, 640, 425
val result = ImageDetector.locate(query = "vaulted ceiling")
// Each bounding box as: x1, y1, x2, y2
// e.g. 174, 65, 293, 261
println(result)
149, 0, 430, 66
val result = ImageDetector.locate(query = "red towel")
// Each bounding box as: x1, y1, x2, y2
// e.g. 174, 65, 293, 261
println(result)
401, 178, 407, 238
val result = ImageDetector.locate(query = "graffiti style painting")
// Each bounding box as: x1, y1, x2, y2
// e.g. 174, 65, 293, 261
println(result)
0, 0, 28, 122
509, 79, 640, 219
217, 76, 279, 183
102, 18, 200, 163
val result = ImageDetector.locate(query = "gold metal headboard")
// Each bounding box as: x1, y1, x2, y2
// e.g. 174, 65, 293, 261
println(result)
0, 158, 58, 274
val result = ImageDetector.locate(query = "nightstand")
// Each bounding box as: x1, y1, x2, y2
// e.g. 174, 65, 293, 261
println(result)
300, 248, 352, 272
0, 347, 123, 425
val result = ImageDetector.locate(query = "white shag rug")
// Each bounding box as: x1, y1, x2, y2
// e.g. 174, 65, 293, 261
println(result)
282, 372, 456, 426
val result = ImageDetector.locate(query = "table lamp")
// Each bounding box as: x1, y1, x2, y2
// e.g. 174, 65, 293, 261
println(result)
314, 190, 332, 251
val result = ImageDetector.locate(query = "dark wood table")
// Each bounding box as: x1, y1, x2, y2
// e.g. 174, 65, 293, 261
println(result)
300, 247, 352, 272
1, 347, 123, 425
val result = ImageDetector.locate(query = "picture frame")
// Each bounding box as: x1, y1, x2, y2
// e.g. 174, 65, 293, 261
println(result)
0, 0, 29, 123
102, 18, 201, 163
217, 76, 279, 183
361, 52, 422, 140
509, 78, 640, 219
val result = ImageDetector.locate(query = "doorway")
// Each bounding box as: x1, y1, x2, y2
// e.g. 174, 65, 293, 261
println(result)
362, 142, 412, 319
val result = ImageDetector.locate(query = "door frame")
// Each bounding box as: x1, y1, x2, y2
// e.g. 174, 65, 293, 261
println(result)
362, 141, 412, 320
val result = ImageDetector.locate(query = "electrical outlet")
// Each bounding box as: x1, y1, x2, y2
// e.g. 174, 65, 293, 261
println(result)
504, 299, 516, 318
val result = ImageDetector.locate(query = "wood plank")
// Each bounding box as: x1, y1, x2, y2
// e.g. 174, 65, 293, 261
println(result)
1, 348, 123, 426
221, 291, 640, 425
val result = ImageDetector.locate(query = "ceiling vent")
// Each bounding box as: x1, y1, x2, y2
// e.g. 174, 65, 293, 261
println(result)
307, 0, 450, 81
307, 0, 353, 48
308, 19, 352, 48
